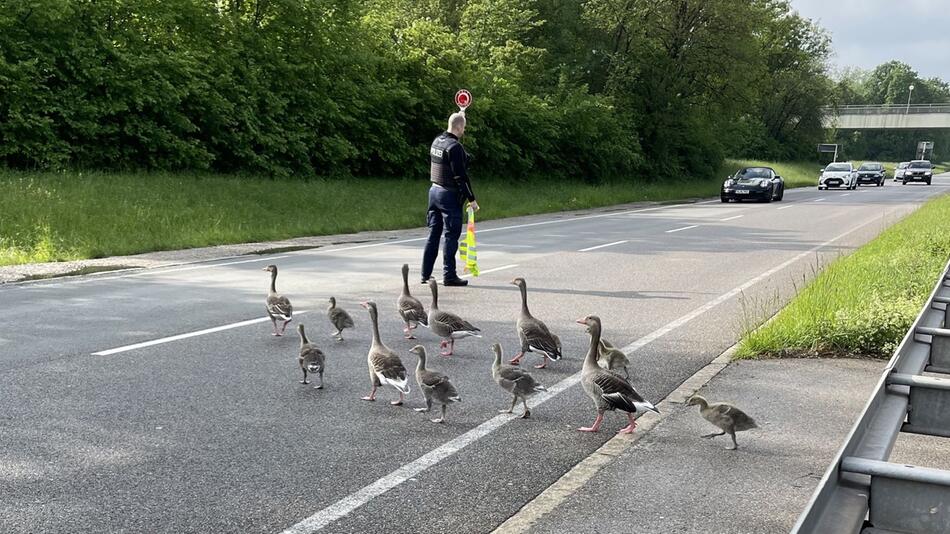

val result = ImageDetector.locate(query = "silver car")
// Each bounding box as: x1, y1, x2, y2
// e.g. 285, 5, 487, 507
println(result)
894, 162, 909, 181
818, 162, 857, 190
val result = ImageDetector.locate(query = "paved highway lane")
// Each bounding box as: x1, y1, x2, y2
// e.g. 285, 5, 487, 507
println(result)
0, 180, 946, 533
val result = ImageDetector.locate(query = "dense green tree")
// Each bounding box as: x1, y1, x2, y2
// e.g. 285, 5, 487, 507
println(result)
0, 0, 884, 178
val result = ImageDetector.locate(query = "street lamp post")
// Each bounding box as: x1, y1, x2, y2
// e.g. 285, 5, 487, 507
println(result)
906, 84, 915, 113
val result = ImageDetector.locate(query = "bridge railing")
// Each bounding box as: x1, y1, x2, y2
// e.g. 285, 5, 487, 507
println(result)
823, 103, 950, 115
791, 258, 950, 533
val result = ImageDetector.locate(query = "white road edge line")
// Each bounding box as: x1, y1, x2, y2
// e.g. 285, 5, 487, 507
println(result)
777, 205, 796, 210
841, 193, 851, 197
91, 311, 311, 356
719, 215, 743, 222
126, 255, 295, 277
814, 198, 826, 202
577, 240, 628, 252
277, 216, 882, 534
665, 224, 699, 233
461, 264, 519, 278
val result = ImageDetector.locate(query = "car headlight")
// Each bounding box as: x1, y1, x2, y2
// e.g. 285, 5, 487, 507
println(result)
925, 172, 933, 176
760, 180, 770, 187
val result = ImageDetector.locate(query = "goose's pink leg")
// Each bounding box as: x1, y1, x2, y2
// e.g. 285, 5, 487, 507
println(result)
404, 323, 416, 340
441, 339, 454, 357
280, 319, 291, 334
361, 386, 377, 401
390, 392, 404, 406
578, 413, 604, 432
509, 351, 525, 365
271, 319, 281, 336
618, 413, 638, 434
534, 356, 548, 369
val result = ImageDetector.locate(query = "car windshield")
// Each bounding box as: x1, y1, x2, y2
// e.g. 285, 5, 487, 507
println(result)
898, 162, 909, 169
909, 161, 931, 169
736, 168, 770, 179
826, 164, 850, 171
858, 164, 881, 171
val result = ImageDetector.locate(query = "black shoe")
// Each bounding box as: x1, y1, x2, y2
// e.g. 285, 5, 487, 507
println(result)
443, 277, 469, 287
421, 277, 433, 285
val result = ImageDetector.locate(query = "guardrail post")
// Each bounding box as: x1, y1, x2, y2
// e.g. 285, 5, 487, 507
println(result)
919, 327, 950, 371
841, 457, 950, 534
889, 373, 950, 437
935, 296, 950, 327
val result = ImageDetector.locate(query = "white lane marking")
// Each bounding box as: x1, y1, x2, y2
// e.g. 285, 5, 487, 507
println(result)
814, 198, 826, 202
719, 215, 744, 222
665, 225, 699, 233
621, 217, 879, 354
277, 214, 883, 534
478, 244, 536, 249
777, 205, 796, 210
93, 264, 518, 354
577, 240, 628, 252
461, 264, 519, 278
91, 311, 311, 356
696, 200, 720, 204
841, 193, 851, 197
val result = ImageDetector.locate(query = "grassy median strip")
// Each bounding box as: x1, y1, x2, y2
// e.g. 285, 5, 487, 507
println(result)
736, 192, 950, 359
0, 160, 818, 266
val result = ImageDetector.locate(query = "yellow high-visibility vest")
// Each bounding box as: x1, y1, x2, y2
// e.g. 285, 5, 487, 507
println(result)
458, 206, 479, 276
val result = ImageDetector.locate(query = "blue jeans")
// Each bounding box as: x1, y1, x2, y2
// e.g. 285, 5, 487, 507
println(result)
421, 185, 463, 281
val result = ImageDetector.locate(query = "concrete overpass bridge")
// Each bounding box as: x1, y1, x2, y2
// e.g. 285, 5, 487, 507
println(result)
822, 103, 950, 129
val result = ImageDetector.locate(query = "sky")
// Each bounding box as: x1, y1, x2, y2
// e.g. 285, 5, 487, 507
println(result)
790, 0, 950, 82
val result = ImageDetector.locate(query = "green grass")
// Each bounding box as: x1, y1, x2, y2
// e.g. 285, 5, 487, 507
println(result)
736, 193, 950, 359
0, 161, 821, 267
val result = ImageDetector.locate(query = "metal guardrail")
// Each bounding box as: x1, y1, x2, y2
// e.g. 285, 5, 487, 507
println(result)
822, 103, 950, 115
792, 258, 950, 534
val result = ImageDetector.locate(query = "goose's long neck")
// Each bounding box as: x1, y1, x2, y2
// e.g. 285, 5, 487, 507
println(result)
269, 271, 277, 293
299, 329, 309, 346
369, 308, 382, 346
584, 322, 602, 369
430, 283, 439, 309
492, 349, 501, 370
416, 351, 427, 372
401, 266, 410, 296
519, 283, 529, 316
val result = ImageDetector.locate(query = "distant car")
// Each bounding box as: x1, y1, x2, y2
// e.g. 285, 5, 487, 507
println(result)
818, 162, 857, 190
894, 162, 909, 181
903, 160, 934, 185
856, 162, 886, 186
721, 166, 785, 203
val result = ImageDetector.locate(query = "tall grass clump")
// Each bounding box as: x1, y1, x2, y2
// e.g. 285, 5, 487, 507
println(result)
736, 193, 950, 359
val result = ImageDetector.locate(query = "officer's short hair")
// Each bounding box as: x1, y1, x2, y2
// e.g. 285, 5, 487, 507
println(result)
448, 112, 466, 132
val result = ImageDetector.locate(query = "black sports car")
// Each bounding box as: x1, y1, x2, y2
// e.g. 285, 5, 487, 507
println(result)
856, 162, 886, 186
721, 167, 785, 203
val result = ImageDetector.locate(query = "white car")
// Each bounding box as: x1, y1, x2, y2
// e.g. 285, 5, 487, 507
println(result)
819, 162, 857, 190
894, 161, 909, 181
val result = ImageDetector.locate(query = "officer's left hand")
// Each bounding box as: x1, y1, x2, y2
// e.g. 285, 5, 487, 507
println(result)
469, 200, 480, 212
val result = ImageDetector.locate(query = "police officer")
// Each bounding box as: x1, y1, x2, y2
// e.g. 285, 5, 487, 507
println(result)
421, 112, 479, 286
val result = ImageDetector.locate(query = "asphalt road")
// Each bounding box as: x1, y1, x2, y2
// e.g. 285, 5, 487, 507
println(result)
1, 179, 946, 534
